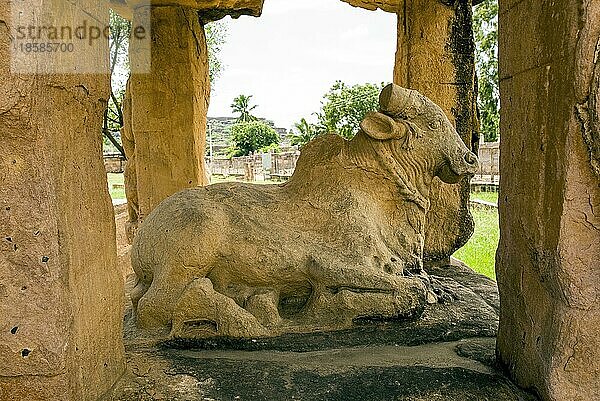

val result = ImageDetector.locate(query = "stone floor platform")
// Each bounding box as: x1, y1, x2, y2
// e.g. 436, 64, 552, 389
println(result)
106, 251, 538, 401
107, 337, 538, 401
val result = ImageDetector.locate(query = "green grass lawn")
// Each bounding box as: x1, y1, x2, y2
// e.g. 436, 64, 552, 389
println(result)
471, 191, 498, 205
453, 192, 499, 280
107, 173, 125, 200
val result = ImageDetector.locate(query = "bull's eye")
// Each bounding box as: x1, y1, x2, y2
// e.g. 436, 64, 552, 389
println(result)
428, 120, 441, 130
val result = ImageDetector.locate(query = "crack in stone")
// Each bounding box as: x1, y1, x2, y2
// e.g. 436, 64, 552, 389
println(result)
564, 335, 580, 372
183, 9, 202, 58
582, 208, 600, 232
576, 37, 600, 178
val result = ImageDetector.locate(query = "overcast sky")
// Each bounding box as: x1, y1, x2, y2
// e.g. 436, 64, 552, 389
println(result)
207, 0, 397, 129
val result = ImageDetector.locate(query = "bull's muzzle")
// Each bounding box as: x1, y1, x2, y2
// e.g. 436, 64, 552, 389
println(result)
463, 151, 479, 173
438, 151, 479, 184
453, 151, 479, 176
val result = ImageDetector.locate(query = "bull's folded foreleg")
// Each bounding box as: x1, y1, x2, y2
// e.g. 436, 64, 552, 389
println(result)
130, 277, 150, 311
170, 278, 271, 339
304, 287, 426, 328
306, 256, 424, 293
300, 257, 427, 328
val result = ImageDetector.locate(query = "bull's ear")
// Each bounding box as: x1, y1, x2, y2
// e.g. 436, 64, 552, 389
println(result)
360, 111, 407, 141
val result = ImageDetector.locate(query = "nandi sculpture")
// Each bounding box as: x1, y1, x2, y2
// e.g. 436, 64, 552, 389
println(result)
131, 84, 478, 338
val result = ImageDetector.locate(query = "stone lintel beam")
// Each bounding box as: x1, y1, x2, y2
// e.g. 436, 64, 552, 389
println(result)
341, 0, 403, 13
109, 0, 264, 22
109, 0, 133, 19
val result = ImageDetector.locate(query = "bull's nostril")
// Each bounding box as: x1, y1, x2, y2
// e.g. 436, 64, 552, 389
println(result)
464, 152, 478, 165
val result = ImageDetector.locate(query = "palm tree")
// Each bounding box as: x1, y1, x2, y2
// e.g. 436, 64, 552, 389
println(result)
290, 118, 318, 147
231, 94, 258, 123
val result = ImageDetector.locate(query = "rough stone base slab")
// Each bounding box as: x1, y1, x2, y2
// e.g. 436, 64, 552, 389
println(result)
108, 338, 537, 401
106, 257, 536, 400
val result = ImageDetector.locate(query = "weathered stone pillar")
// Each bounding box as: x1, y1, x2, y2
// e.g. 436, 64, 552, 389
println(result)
0, 1, 125, 400
394, 0, 479, 264
127, 5, 210, 231
496, 0, 600, 399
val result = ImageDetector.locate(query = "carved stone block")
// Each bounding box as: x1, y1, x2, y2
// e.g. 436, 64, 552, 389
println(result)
130, 85, 478, 339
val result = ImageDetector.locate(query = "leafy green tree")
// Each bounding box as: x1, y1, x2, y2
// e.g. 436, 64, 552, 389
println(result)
290, 118, 319, 147
317, 81, 386, 139
474, 0, 499, 142
103, 10, 131, 156
231, 94, 258, 123
205, 21, 228, 85
102, 15, 228, 153
229, 121, 280, 157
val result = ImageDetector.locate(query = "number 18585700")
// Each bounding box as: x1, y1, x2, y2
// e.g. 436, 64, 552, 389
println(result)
16, 42, 75, 53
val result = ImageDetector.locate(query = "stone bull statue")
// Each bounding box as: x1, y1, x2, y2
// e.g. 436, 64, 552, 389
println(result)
131, 84, 479, 339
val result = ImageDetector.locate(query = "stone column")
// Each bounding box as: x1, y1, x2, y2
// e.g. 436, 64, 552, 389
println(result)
127, 5, 210, 231
496, 0, 600, 400
394, 0, 479, 264
0, 1, 125, 400
121, 80, 140, 242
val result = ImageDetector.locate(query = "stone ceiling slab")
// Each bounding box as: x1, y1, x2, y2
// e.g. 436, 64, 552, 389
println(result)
109, 0, 264, 21
341, 0, 403, 13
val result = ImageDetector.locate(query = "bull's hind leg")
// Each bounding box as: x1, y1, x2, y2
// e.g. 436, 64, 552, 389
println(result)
301, 258, 427, 328
171, 278, 271, 339
245, 289, 282, 328
135, 265, 197, 330
130, 276, 148, 310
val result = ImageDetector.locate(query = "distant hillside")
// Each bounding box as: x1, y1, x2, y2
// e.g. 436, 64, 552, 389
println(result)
102, 118, 289, 157
207, 117, 290, 157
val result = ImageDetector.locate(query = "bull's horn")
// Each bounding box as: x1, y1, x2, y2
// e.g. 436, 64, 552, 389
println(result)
379, 83, 424, 117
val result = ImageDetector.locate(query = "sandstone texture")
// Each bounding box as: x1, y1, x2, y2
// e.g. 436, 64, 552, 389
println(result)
114, 204, 134, 281
121, 81, 139, 243
394, 0, 479, 264
110, 0, 264, 21
0, 1, 124, 400
130, 85, 478, 339
126, 5, 211, 239
341, 0, 402, 13
496, 0, 600, 400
